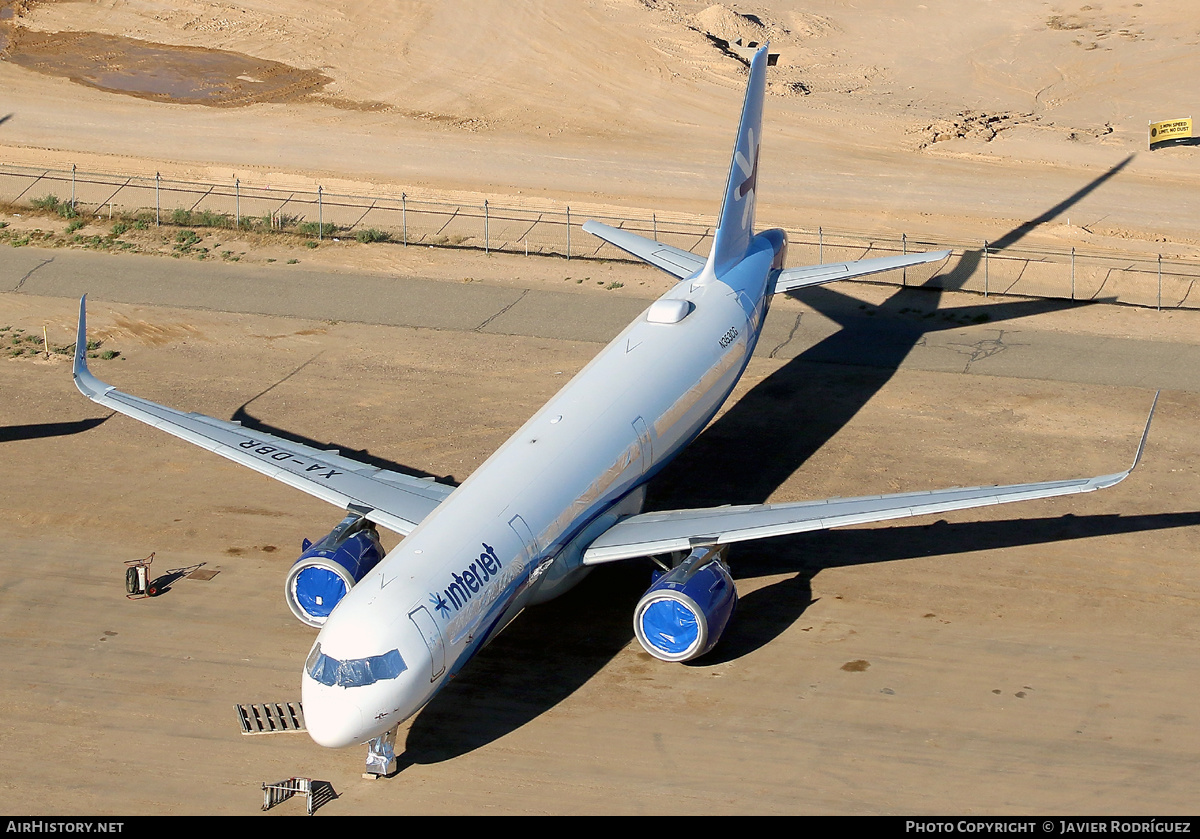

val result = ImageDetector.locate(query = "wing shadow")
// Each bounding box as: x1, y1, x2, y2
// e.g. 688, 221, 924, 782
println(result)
0, 415, 109, 443
229, 353, 456, 485
707, 509, 1200, 662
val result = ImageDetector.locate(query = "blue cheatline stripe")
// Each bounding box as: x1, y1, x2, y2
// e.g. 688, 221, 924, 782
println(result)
642, 599, 700, 655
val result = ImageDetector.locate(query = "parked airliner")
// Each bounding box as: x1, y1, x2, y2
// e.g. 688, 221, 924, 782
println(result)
74, 45, 1153, 774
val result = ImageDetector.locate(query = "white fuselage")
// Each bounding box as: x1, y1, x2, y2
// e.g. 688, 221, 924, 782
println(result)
302, 231, 785, 748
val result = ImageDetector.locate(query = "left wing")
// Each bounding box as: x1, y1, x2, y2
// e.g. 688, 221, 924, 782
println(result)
583, 396, 1157, 564
72, 296, 452, 535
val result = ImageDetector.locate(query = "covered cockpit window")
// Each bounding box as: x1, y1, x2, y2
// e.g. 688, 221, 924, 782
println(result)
305, 643, 407, 688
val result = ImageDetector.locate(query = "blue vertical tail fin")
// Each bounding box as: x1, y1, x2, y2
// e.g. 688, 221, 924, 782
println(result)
703, 44, 770, 279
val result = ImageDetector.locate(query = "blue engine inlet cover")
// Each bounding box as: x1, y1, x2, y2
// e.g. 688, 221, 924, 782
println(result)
633, 547, 737, 662
284, 513, 384, 627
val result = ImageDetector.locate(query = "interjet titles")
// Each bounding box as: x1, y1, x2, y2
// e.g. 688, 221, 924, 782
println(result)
440, 543, 502, 612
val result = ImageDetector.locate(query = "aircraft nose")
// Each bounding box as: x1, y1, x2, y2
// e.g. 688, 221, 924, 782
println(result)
302, 675, 367, 748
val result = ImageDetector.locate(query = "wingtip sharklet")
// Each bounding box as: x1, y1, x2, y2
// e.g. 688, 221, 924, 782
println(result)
1131, 390, 1159, 473
73, 293, 108, 400
73, 294, 88, 382
1086, 393, 1158, 491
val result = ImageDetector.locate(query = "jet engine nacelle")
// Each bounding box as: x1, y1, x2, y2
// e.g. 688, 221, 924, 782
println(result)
284, 512, 384, 628
633, 547, 737, 662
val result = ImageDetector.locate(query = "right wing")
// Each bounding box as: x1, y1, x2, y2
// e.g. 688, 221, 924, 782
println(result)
773, 249, 951, 294
583, 395, 1157, 564
73, 296, 453, 535
582, 220, 707, 280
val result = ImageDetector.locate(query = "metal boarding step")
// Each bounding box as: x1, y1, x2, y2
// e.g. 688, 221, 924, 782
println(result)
261, 777, 337, 815
236, 701, 305, 735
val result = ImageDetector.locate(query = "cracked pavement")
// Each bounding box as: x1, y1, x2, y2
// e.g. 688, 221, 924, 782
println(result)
4, 244, 1200, 392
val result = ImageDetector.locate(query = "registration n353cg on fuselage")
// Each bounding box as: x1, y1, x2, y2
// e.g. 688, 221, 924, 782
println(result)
74, 45, 1154, 772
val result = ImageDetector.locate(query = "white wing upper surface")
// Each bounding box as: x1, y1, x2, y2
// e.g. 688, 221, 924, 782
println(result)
583, 396, 1156, 564
72, 297, 452, 535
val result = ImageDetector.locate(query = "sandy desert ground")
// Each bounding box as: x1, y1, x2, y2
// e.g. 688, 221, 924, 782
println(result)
2, 0, 1199, 252
2, 246, 1200, 816
1, 0, 1199, 817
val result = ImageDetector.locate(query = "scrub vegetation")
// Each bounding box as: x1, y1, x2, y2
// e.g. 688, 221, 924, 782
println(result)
0, 197, 418, 262
1, 326, 120, 362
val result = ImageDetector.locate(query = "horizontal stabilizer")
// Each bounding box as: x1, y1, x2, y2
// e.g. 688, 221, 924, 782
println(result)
582, 220, 706, 280
583, 395, 1157, 564
774, 249, 951, 294
72, 296, 452, 535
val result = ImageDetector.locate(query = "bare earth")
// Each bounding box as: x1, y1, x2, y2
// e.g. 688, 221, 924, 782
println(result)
1, 0, 1199, 816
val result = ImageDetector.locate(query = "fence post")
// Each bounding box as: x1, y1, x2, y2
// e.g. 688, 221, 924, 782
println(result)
484, 200, 489, 254
318, 185, 323, 241
902, 233, 907, 286
71, 163, 76, 209
984, 240, 989, 298
566, 206, 571, 261
402, 193, 407, 246
1071, 247, 1075, 300
1158, 254, 1162, 311
653, 213, 658, 242
235, 178, 240, 229
155, 172, 160, 226
819, 226, 823, 262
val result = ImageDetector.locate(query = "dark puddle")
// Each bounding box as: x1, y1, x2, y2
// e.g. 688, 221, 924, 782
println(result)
0, 2, 384, 109
4, 28, 332, 106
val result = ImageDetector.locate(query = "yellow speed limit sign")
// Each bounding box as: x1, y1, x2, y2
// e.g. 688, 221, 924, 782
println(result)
1149, 117, 1192, 149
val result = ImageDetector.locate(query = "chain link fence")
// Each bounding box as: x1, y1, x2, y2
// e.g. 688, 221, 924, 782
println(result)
3, 162, 1197, 309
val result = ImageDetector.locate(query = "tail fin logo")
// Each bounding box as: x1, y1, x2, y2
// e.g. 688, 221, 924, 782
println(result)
734, 129, 759, 230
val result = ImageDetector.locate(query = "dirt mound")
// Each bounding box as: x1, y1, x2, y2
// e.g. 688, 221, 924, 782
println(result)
692, 4, 771, 46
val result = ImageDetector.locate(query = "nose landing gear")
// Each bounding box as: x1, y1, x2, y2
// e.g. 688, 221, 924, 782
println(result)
363, 726, 398, 778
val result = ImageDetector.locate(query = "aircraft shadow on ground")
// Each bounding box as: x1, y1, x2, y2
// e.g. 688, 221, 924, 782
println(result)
404, 505, 1200, 765
0, 415, 109, 443
707, 509, 1200, 663
400, 156, 1162, 765
228, 353, 454, 484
